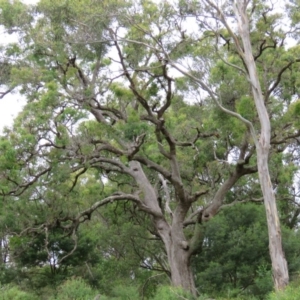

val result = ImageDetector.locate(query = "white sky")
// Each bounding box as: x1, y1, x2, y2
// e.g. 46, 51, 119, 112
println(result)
0, 0, 39, 132
0, 94, 24, 133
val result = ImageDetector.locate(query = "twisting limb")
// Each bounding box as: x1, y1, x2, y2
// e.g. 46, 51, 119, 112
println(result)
58, 227, 78, 264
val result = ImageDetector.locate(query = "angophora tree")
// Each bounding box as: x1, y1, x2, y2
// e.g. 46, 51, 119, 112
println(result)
232, 1, 289, 290
0, 0, 299, 295
195, 0, 297, 290
159, 0, 295, 290
141, 0, 300, 289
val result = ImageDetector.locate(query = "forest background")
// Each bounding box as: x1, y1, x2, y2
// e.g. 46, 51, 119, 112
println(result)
1, 0, 300, 299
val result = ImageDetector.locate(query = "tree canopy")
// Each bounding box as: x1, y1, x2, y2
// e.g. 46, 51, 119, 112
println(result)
1, 0, 300, 299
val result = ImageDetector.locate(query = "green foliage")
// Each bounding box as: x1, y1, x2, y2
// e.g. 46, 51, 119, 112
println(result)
0, 285, 38, 300
109, 284, 140, 300
214, 297, 259, 300
0, 0, 31, 29
0, 0, 300, 299
267, 281, 300, 300
150, 285, 194, 300
194, 204, 272, 298
281, 227, 300, 277
236, 96, 256, 121
123, 109, 151, 141
49, 277, 98, 300
284, 99, 300, 127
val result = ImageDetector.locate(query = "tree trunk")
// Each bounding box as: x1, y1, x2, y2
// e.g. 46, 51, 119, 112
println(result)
169, 243, 196, 295
257, 147, 289, 290
234, 1, 289, 290
169, 201, 197, 295
130, 161, 197, 295
153, 217, 197, 296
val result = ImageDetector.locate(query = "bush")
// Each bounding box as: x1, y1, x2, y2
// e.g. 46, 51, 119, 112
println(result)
50, 277, 98, 300
151, 285, 195, 300
216, 296, 259, 300
109, 284, 140, 299
0, 285, 39, 300
267, 284, 300, 300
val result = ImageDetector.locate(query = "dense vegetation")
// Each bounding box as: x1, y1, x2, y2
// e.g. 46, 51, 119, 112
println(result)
1, 0, 300, 299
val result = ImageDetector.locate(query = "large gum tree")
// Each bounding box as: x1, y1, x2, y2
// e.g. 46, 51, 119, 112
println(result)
146, 0, 297, 291
0, 0, 300, 295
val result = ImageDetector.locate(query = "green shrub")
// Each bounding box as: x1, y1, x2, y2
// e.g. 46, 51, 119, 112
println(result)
108, 284, 140, 299
216, 296, 259, 300
267, 284, 300, 300
0, 285, 39, 300
50, 277, 98, 300
151, 285, 194, 300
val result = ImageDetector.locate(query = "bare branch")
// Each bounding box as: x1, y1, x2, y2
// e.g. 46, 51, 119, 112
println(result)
266, 59, 300, 100
58, 227, 78, 264
0, 88, 14, 99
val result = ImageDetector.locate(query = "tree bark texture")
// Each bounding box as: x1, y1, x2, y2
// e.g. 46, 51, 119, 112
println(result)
257, 148, 289, 290
152, 208, 197, 295
129, 161, 197, 295
235, 0, 289, 290
168, 243, 196, 294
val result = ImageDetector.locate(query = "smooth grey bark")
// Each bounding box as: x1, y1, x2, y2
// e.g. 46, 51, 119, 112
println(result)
128, 158, 255, 295
129, 160, 197, 295
200, 0, 289, 290
169, 202, 196, 294
234, 1, 289, 290
168, 242, 196, 294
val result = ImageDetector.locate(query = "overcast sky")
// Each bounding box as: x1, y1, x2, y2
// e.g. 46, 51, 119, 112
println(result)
0, 0, 39, 132
0, 32, 22, 132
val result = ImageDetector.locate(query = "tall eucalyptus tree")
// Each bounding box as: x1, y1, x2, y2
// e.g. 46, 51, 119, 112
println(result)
0, 0, 299, 295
